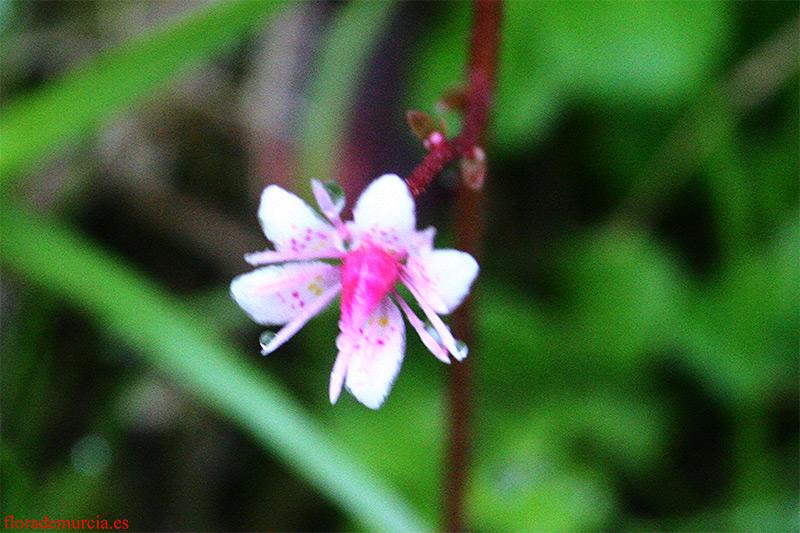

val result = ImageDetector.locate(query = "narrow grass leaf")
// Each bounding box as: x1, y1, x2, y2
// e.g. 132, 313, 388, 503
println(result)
1, 1, 282, 181
0, 199, 431, 532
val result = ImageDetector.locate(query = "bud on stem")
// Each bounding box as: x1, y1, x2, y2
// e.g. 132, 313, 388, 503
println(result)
460, 146, 487, 190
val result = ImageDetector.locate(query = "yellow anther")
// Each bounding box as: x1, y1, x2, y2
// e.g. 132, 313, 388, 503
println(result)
308, 283, 323, 296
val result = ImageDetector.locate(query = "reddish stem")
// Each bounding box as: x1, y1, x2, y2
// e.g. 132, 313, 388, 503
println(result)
403, 2, 502, 531
405, 1, 501, 199
445, 185, 485, 533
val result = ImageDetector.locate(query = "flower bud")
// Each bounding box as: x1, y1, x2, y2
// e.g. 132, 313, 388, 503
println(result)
406, 110, 437, 141
460, 146, 487, 190
439, 86, 468, 113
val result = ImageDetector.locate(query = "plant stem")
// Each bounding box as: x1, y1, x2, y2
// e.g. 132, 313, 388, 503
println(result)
444, 184, 485, 533
403, 1, 502, 530
405, 2, 502, 199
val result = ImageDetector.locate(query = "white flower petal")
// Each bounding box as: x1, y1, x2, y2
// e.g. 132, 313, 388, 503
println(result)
352, 174, 415, 251
409, 226, 436, 254
244, 248, 343, 266
334, 296, 405, 409
400, 272, 465, 361
329, 348, 350, 405
311, 179, 344, 226
261, 282, 341, 355
404, 249, 479, 314
258, 185, 338, 255
230, 262, 340, 325
394, 290, 449, 364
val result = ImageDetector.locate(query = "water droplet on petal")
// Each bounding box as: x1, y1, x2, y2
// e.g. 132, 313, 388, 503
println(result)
455, 339, 469, 359
259, 331, 277, 355
323, 182, 346, 211
425, 323, 468, 359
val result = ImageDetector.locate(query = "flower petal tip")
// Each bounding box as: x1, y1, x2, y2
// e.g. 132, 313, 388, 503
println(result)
329, 364, 345, 405
259, 331, 277, 355
329, 387, 341, 405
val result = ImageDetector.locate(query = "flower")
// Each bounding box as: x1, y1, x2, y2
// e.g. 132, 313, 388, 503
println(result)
230, 174, 478, 409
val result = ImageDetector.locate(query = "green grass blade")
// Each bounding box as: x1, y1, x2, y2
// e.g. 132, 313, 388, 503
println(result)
0, 1, 282, 181
0, 200, 432, 532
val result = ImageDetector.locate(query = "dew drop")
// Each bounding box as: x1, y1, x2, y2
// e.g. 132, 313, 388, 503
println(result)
455, 339, 469, 360
259, 331, 277, 355
323, 181, 346, 211
424, 323, 468, 359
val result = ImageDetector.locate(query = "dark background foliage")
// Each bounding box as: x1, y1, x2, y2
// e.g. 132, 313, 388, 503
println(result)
2, 1, 797, 531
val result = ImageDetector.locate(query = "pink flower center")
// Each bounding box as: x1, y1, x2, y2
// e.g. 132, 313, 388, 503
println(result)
340, 241, 400, 332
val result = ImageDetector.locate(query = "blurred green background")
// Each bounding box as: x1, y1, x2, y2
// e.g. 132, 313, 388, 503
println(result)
1, 1, 797, 531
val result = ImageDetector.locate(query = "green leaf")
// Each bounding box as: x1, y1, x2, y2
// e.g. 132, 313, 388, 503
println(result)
528, 1, 731, 100
681, 217, 799, 404
0, 198, 431, 533
556, 226, 687, 370
407, 1, 731, 153
468, 425, 614, 530
0, 1, 282, 181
